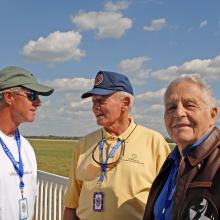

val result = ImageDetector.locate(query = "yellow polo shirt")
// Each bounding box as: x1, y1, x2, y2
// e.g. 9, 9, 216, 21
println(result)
64, 119, 170, 220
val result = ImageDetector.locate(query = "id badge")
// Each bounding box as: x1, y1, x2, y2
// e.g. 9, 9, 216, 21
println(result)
19, 198, 29, 220
93, 192, 104, 212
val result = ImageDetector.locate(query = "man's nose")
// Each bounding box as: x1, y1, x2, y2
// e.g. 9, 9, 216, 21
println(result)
174, 104, 186, 118
33, 96, 42, 107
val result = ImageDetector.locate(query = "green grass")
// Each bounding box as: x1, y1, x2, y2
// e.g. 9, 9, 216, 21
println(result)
169, 142, 176, 150
28, 139, 78, 177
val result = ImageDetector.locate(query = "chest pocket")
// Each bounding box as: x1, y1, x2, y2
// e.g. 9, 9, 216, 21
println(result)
188, 158, 219, 189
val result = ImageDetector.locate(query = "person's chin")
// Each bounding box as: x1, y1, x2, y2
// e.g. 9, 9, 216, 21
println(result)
96, 120, 105, 127
95, 116, 103, 124
26, 116, 35, 123
173, 126, 192, 136
174, 134, 195, 147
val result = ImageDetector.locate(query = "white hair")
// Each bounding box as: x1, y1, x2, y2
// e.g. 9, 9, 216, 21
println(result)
116, 91, 134, 111
164, 74, 216, 108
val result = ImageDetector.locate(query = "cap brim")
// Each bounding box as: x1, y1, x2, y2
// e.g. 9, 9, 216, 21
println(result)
81, 88, 115, 99
22, 83, 54, 96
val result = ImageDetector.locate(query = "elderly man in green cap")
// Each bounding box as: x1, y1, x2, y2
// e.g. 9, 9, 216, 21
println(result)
0, 66, 53, 220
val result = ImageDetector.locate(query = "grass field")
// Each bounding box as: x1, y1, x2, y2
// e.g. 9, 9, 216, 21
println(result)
28, 139, 78, 177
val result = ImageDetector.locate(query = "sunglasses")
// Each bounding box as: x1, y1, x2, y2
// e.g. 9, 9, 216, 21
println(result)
16, 91, 39, 101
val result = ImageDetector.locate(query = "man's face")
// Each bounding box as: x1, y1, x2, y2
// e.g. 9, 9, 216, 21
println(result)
164, 81, 218, 149
92, 93, 124, 128
10, 88, 41, 124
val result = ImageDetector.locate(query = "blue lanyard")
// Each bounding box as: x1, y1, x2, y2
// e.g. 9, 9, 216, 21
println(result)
0, 129, 24, 195
156, 163, 178, 220
98, 139, 123, 183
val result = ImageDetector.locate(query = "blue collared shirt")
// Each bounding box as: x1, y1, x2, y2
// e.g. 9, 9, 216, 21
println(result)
153, 130, 213, 220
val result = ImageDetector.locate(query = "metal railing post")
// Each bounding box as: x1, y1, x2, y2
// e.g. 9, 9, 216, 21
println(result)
35, 170, 68, 220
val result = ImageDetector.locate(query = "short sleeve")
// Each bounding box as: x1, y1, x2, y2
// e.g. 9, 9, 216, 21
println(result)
63, 139, 83, 208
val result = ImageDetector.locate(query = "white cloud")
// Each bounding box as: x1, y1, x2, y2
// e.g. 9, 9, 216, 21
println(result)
119, 56, 151, 84
71, 11, 132, 38
200, 20, 208, 28
104, 1, 130, 12
134, 89, 166, 112
57, 99, 92, 115
135, 88, 166, 102
119, 56, 149, 73
150, 104, 164, 111
143, 18, 166, 32
70, 99, 91, 111
131, 88, 167, 136
152, 54, 220, 81
46, 77, 93, 92
22, 31, 85, 64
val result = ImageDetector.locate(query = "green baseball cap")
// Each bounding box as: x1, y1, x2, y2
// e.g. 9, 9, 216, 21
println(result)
0, 66, 54, 96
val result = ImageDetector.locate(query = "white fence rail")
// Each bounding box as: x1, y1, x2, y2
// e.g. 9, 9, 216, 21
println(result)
35, 170, 68, 220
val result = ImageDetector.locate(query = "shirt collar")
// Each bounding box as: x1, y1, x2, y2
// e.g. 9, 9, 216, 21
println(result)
102, 117, 136, 141
182, 129, 213, 157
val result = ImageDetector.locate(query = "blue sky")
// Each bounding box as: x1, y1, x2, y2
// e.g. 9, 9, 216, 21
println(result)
1, 0, 220, 137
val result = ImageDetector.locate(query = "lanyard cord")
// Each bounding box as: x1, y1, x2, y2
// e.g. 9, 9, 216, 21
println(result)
98, 123, 137, 183
0, 129, 24, 198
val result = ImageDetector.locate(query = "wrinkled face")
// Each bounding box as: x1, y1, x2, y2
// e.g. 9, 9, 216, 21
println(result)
10, 89, 41, 124
164, 81, 217, 149
92, 93, 124, 128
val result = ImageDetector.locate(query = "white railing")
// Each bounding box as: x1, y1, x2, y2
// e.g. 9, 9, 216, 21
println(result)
35, 170, 68, 220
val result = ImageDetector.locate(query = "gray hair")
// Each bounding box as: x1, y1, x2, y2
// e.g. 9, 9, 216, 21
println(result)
116, 91, 134, 111
164, 74, 216, 108
0, 87, 23, 105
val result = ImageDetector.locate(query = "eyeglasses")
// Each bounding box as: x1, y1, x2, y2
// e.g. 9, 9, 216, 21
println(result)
92, 139, 125, 168
16, 91, 39, 101
92, 124, 137, 169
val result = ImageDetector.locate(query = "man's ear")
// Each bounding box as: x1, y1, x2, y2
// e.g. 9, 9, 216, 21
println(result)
2, 90, 14, 105
122, 96, 130, 111
210, 107, 218, 125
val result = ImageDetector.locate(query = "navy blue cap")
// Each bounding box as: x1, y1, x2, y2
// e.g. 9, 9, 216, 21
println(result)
81, 71, 133, 99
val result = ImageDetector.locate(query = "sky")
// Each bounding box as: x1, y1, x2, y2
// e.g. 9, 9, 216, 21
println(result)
1, 0, 220, 137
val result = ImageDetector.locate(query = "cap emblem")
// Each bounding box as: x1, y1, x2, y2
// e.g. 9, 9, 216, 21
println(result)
94, 73, 104, 86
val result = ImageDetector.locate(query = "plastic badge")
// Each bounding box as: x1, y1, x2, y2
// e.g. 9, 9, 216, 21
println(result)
93, 192, 104, 212
19, 198, 29, 220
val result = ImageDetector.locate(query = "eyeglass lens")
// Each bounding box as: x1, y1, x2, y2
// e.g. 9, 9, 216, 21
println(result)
26, 91, 38, 101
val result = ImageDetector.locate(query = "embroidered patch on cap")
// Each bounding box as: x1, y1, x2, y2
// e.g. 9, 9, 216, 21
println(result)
94, 73, 104, 86
183, 197, 218, 220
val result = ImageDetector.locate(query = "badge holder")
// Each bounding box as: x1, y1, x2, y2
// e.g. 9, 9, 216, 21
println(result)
93, 192, 104, 212
19, 198, 29, 220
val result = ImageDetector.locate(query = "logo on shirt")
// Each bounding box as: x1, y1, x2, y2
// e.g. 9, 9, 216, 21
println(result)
185, 197, 218, 220
9, 170, 33, 176
123, 153, 144, 164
